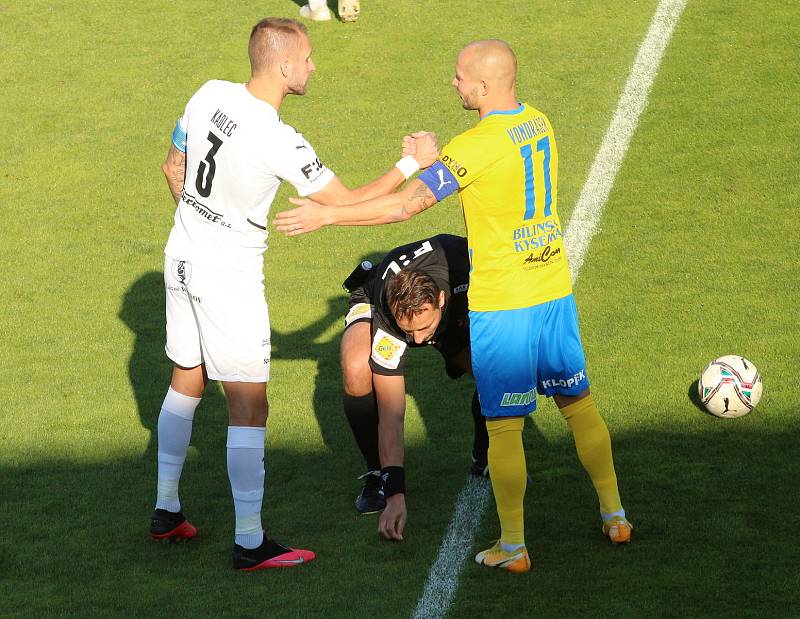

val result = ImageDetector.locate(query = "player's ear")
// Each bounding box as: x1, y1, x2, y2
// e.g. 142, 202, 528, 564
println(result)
438, 290, 445, 309
280, 60, 290, 78
480, 80, 488, 96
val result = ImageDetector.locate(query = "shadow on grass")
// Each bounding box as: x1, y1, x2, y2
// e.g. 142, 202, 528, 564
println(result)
688, 378, 709, 413
2, 272, 796, 617
265, 252, 546, 487
268, 293, 496, 474
119, 271, 230, 462
3, 422, 798, 617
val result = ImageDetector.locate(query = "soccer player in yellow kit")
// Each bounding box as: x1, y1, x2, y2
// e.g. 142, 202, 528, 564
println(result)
275, 39, 631, 572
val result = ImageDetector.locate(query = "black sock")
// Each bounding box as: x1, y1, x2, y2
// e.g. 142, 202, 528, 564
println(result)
471, 389, 489, 464
343, 393, 381, 471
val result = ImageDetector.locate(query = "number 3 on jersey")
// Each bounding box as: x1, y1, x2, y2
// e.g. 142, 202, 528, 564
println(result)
196, 132, 224, 198
519, 135, 552, 220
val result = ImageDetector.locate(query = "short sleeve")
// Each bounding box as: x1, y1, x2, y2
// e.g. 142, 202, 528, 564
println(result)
269, 129, 335, 196
172, 83, 208, 153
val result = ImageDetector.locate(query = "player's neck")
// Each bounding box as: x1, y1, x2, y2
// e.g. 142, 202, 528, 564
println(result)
245, 77, 286, 112
478, 94, 520, 119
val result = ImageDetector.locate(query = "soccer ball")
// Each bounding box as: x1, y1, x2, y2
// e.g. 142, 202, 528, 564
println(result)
698, 355, 763, 418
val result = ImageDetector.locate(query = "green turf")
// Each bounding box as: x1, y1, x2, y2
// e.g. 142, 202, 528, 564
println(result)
1, 0, 798, 617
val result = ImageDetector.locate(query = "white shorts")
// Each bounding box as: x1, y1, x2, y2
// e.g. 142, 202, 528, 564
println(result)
164, 257, 271, 382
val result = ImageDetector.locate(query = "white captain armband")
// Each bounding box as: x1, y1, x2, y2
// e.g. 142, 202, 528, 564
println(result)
171, 120, 187, 153
395, 155, 421, 179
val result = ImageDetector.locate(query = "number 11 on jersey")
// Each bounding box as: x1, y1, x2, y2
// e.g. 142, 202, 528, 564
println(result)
519, 135, 552, 221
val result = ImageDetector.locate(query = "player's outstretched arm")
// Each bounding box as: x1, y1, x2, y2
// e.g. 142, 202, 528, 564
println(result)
273, 179, 439, 236
308, 132, 438, 207
162, 144, 186, 205
374, 373, 408, 541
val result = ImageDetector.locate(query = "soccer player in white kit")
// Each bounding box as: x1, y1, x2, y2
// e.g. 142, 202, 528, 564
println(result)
151, 17, 438, 571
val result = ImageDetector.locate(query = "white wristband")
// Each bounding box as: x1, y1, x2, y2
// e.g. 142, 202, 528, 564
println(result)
395, 155, 421, 179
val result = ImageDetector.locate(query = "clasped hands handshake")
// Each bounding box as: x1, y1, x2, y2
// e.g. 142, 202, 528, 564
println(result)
401, 131, 439, 169
274, 131, 439, 236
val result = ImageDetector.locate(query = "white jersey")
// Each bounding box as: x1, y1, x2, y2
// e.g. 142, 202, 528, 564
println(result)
165, 80, 335, 274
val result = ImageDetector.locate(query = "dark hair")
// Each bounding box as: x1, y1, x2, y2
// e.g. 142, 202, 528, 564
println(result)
248, 18, 308, 73
386, 270, 441, 322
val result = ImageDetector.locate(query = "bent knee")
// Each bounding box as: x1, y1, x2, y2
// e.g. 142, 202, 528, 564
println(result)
341, 340, 373, 396
342, 357, 372, 396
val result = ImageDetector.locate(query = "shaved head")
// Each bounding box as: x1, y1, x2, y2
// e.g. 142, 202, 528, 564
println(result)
452, 39, 518, 113
459, 39, 517, 90
248, 17, 308, 75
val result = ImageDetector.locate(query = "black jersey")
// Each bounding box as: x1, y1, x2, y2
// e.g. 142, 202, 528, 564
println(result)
343, 234, 470, 377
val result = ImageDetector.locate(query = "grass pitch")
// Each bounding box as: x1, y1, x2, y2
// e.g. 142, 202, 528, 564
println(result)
1, 1, 798, 617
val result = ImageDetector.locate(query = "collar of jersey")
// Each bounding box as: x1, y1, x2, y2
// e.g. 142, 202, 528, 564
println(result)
241, 83, 279, 116
481, 102, 525, 119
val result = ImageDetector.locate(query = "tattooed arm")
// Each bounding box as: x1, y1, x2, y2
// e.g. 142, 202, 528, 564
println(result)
273, 179, 439, 236
162, 144, 186, 205
401, 181, 439, 219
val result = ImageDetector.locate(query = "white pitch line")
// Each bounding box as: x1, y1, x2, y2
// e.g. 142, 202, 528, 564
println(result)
411, 478, 493, 619
565, 0, 689, 282
411, 1, 688, 617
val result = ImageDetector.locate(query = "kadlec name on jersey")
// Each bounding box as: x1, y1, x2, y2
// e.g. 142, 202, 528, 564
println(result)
210, 108, 238, 137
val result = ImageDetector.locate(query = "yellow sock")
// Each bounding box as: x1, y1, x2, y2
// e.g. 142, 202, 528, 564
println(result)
486, 417, 527, 546
560, 394, 623, 516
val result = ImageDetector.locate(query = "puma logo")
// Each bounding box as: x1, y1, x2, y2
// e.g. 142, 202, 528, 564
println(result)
436, 169, 453, 191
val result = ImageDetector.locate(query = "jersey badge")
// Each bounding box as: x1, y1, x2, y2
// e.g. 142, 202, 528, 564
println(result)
371, 329, 407, 370
345, 303, 373, 327
171, 260, 192, 286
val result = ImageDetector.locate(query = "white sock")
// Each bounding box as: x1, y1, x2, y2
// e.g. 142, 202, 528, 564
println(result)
227, 426, 266, 549
309, 0, 327, 10
155, 387, 200, 513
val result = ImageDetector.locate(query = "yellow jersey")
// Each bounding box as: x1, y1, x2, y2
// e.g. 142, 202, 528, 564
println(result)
419, 102, 571, 311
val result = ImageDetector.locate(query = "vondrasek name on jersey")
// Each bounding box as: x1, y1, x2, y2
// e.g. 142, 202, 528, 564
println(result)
505, 116, 548, 145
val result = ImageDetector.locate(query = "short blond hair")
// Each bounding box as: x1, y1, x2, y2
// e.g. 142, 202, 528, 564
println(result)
248, 17, 308, 74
